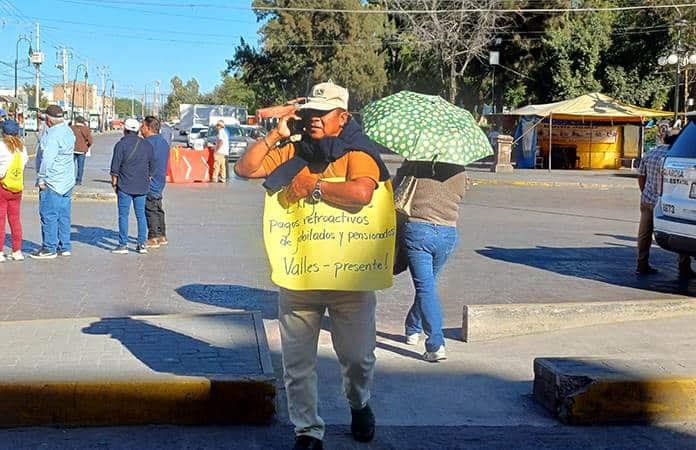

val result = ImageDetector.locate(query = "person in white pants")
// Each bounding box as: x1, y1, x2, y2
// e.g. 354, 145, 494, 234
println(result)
235, 81, 391, 450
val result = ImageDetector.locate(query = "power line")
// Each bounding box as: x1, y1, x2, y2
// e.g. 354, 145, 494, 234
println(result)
56, 0, 257, 24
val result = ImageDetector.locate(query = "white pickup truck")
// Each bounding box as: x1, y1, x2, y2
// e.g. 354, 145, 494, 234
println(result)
654, 113, 696, 255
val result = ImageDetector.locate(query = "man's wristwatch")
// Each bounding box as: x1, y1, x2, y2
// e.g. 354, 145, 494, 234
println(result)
311, 180, 323, 202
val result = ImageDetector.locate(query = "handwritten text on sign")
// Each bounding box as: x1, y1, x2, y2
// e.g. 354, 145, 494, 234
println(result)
263, 179, 396, 291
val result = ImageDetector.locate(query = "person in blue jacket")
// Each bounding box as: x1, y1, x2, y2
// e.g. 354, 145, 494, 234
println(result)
141, 116, 170, 248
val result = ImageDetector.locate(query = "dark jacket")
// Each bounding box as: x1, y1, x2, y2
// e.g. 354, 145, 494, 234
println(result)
110, 133, 155, 195
70, 123, 93, 153
146, 134, 170, 197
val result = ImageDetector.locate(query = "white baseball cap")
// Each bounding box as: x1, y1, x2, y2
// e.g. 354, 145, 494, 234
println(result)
124, 118, 140, 132
300, 81, 349, 111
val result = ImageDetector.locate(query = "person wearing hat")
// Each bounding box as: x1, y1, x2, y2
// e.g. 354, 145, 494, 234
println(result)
636, 129, 693, 276
0, 119, 29, 262
31, 105, 76, 260
235, 81, 392, 450
70, 116, 93, 186
212, 120, 229, 182
109, 118, 155, 254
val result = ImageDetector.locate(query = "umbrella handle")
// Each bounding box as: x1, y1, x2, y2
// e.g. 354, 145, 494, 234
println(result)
430, 154, 438, 176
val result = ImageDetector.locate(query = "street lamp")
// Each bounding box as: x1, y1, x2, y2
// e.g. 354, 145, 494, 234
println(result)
14, 35, 32, 113
70, 63, 88, 122
657, 19, 694, 119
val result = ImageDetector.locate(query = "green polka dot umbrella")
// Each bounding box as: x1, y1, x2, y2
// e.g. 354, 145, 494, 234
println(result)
362, 91, 492, 166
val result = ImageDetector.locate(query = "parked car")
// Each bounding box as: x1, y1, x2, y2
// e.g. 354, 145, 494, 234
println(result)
654, 113, 696, 255
187, 126, 208, 147
240, 124, 267, 140
205, 124, 256, 160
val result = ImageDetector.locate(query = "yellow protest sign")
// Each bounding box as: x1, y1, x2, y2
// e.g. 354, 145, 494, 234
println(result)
263, 178, 396, 291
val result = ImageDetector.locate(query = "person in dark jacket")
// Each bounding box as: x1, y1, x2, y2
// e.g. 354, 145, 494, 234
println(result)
110, 118, 154, 254
70, 116, 93, 185
140, 116, 170, 248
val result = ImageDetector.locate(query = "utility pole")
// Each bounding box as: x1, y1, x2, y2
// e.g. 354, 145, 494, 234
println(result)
143, 84, 147, 117
98, 65, 108, 131
55, 47, 70, 110
83, 61, 89, 118
153, 80, 160, 117
130, 85, 135, 117
32, 22, 44, 109
109, 79, 115, 128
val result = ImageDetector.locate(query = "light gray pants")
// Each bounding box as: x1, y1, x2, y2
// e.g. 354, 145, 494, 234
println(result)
278, 288, 377, 440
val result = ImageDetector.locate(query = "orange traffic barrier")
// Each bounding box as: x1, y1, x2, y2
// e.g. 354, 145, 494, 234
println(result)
167, 146, 214, 183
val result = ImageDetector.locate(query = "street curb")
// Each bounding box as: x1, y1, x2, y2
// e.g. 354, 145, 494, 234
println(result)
533, 357, 696, 424
0, 312, 276, 427
468, 177, 635, 190
462, 298, 696, 342
22, 191, 117, 202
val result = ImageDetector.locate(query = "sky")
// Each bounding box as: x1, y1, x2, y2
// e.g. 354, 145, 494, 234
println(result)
0, 0, 262, 101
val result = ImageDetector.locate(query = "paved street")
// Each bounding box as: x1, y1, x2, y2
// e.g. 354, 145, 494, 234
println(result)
1, 133, 696, 448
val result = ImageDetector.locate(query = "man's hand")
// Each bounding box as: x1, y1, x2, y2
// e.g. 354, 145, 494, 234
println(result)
38, 182, 46, 191
286, 173, 319, 204
277, 108, 301, 139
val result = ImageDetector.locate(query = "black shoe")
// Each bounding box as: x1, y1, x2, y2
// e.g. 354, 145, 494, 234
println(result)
351, 403, 375, 442
679, 269, 696, 279
29, 247, 57, 260
292, 435, 323, 450
635, 266, 658, 275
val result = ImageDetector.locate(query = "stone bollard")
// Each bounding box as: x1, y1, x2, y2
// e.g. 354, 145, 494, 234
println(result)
491, 134, 514, 173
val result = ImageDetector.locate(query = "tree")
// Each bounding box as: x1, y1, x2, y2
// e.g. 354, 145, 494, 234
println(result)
534, 7, 614, 102
114, 97, 142, 118
600, 1, 696, 110
22, 84, 48, 108
164, 76, 202, 117
210, 75, 257, 112
235, 0, 390, 110
389, 0, 511, 103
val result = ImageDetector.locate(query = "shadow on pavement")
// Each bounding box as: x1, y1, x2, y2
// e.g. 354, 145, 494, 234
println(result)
71, 224, 135, 250
177, 284, 426, 360
595, 233, 636, 242
81, 316, 261, 377
477, 245, 696, 296
3, 236, 41, 253
176, 284, 278, 320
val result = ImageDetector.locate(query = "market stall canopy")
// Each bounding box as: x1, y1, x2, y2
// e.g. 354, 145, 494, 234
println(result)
507, 92, 673, 123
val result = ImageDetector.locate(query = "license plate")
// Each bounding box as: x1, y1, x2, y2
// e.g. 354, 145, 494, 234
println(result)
690, 183, 696, 199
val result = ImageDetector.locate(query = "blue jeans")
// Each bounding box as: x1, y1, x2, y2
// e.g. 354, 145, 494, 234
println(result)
39, 187, 72, 253
402, 222, 458, 352
74, 153, 86, 184
117, 190, 147, 246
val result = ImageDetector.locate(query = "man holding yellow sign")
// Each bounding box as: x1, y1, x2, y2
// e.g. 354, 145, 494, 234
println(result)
235, 81, 394, 450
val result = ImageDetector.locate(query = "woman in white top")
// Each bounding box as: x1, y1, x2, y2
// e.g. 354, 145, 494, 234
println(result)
0, 119, 29, 261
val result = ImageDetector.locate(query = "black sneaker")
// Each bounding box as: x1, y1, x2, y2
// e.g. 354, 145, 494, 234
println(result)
679, 269, 696, 279
29, 247, 57, 260
292, 435, 323, 450
111, 245, 128, 254
136, 245, 148, 254
350, 403, 375, 442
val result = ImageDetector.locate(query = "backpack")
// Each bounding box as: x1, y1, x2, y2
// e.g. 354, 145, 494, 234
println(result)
1, 152, 24, 193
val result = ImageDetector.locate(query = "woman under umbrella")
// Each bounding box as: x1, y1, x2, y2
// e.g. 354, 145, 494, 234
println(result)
393, 161, 467, 362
